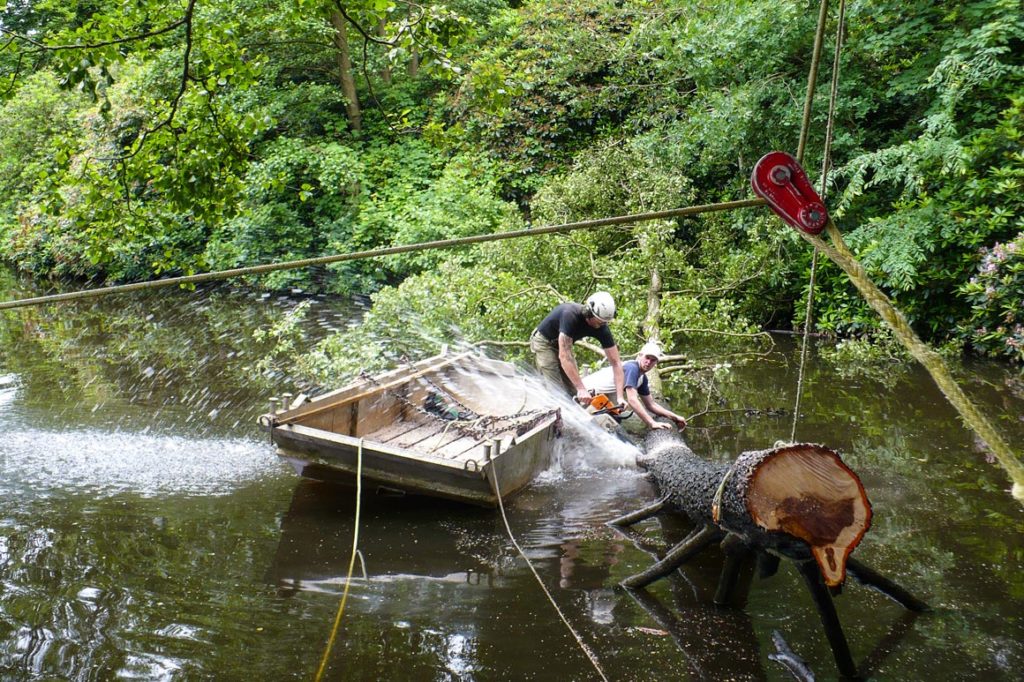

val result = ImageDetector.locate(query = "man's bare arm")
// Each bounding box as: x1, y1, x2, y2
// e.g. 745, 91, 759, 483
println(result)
558, 333, 590, 402
603, 345, 626, 405
642, 394, 687, 429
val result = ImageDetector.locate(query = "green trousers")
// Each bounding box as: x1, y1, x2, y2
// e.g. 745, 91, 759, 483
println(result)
530, 329, 575, 395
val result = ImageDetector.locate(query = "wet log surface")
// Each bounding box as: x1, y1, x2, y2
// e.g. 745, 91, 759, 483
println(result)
623, 431, 927, 680
637, 430, 872, 586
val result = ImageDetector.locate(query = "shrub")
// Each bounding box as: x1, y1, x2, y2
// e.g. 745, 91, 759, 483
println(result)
961, 233, 1024, 363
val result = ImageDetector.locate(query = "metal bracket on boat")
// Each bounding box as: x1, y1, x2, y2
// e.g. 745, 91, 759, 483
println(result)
464, 459, 480, 473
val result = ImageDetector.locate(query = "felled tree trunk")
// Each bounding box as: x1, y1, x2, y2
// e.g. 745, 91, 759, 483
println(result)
619, 431, 925, 679
637, 430, 872, 586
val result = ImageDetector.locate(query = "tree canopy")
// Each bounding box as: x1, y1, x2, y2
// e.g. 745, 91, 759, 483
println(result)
1, 0, 1022, 371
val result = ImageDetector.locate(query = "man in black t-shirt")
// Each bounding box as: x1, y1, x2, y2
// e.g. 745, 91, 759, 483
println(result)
529, 292, 625, 406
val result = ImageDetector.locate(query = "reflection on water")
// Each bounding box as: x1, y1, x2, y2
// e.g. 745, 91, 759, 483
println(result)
0, 269, 1023, 680
269, 481, 510, 597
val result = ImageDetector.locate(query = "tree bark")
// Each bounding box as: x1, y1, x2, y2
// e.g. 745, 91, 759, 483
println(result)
639, 430, 872, 587
377, 19, 392, 84
329, 10, 362, 132
408, 46, 419, 78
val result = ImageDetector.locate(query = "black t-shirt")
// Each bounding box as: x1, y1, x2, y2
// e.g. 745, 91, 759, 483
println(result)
535, 303, 615, 348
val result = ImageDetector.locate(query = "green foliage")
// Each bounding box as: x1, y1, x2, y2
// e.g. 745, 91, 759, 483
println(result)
251, 300, 313, 376
815, 0, 1024, 339
1, 0, 1023, 372
299, 260, 534, 382
455, 0, 641, 197
204, 136, 362, 289
0, 72, 91, 276
300, 132, 776, 384
818, 329, 913, 387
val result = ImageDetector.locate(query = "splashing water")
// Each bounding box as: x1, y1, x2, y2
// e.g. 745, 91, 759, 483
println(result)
1, 429, 274, 499
441, 345, 641, 476
0, 374, 18, 408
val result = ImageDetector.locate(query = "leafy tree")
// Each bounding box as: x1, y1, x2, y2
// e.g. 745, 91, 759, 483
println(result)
815, 0, 1024, 341
1, 0, 1022, 371
0, 72, 91, 276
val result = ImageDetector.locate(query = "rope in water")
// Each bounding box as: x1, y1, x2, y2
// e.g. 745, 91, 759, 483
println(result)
791, 0, 846, 443
314, 438, 364, 682
489, 456, 610, 682
0, 198, 764, 311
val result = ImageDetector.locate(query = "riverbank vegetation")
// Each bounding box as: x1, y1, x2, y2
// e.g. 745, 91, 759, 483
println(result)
1, 0, 1021, 375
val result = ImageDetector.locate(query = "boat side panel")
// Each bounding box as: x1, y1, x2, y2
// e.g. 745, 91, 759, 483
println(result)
488, 424, 558, 497
274, 426, 497, 506
353, 393, 405, 438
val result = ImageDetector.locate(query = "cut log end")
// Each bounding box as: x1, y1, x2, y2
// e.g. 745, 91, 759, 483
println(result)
745, 444, 871, 586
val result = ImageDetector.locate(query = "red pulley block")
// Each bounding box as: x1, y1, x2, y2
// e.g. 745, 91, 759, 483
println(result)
751, 151, 828, 235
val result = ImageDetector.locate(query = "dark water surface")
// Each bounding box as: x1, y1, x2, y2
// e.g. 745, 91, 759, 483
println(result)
1, 273, 1022, 681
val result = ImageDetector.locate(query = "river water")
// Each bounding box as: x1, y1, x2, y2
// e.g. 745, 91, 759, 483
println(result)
0, 273, 1022, 681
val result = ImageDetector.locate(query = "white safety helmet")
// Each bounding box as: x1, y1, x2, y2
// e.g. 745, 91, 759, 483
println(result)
585, 291, 616, 322
638, 341, 664, 361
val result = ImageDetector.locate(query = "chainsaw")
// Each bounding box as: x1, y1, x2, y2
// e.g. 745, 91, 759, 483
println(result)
586, 393, 630, 421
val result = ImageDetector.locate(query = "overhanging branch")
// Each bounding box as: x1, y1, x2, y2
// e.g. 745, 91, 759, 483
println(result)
0, 16, 188, 53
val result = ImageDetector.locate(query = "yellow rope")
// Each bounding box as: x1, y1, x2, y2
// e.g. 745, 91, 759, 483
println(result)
802, 223, 1024, 501
314, 438, 364, 682
0, 198, 764, 311
488, 455, 610, 682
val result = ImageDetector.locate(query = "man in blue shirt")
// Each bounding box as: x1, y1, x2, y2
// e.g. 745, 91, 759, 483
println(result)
583, 341, 687, 431
530, 292, 625, 406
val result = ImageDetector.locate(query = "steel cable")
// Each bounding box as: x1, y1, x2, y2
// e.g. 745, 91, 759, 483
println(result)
0, 198, 764, 311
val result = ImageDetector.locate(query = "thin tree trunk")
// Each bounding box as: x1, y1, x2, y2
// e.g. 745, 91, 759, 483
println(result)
377, 19, 392, 84
329, 10, 362, 132
640, 227, 664, 393
408, 46, 419, 78
646, 264, 664, 394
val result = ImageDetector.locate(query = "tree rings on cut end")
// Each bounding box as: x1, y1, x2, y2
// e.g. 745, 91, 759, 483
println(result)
745, 444, 872, 586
